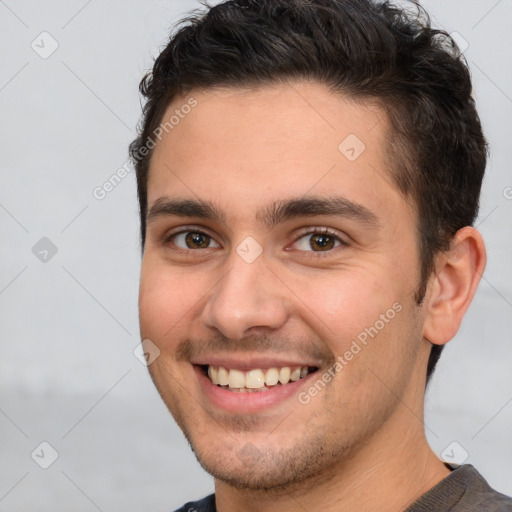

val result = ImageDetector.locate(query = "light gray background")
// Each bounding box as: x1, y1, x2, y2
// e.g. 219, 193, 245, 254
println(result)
0, 1, 511, 510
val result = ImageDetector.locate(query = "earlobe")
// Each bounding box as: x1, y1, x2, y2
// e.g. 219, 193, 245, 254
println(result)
422, 226, 487, 346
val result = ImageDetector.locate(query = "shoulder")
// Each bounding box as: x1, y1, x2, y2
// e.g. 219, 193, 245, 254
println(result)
172, 494, 216, 512
407, 465, 512, 512
454, 465, 512, 511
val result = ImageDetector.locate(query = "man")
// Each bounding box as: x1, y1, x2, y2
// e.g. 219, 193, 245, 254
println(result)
130, 0, 511, 510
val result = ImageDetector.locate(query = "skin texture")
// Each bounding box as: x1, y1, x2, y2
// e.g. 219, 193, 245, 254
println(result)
138, 81, 486, 511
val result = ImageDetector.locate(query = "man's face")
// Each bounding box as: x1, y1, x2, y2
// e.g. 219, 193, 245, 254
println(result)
139, 82, 431, 490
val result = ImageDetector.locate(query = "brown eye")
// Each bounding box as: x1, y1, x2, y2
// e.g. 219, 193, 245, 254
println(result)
170, 231, 220, 250
309, 233, 336, 251
293, 229, 345, 253
185, 232, 210, 249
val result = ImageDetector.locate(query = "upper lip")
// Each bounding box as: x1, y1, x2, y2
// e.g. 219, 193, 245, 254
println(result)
191, 354, 321, 371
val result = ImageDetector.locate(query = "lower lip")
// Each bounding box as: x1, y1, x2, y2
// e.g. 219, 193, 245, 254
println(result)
194, 365, 315, 414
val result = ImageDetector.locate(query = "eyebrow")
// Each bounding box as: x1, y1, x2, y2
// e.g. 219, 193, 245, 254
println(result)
147, 195, 380, 229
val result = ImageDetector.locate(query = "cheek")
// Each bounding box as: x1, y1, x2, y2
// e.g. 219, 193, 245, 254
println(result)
138, 258, 204, 342
291, 266, 417, 400
293, 267, 401, 347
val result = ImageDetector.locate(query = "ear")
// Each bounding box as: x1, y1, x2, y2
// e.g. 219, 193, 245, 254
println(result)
422, 226, 487, 346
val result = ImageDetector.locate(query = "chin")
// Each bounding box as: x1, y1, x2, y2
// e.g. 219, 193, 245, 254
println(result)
189, 430, 353, 493
197, 451, 312, 491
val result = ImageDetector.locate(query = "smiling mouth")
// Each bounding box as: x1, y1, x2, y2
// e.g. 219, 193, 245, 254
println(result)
199, 364, 319, 392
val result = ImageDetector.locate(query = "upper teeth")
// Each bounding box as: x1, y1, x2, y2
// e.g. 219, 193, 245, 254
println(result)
207, 365, 310, 389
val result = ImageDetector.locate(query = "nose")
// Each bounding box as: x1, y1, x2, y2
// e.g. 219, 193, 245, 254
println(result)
201, 248, 289, 340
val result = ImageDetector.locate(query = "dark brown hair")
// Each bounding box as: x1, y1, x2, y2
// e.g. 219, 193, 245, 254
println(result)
130, 0, 488, 382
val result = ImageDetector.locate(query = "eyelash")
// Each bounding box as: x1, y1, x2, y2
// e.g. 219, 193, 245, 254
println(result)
163, 226, 349, 257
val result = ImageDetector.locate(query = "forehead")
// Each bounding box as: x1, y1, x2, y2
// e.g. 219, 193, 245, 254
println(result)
153, 82, 386, 165
147, 81, 408, 229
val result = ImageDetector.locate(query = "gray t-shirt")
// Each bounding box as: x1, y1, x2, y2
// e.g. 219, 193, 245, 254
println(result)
174, 464, 512, 511
405, 464, 512, 511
